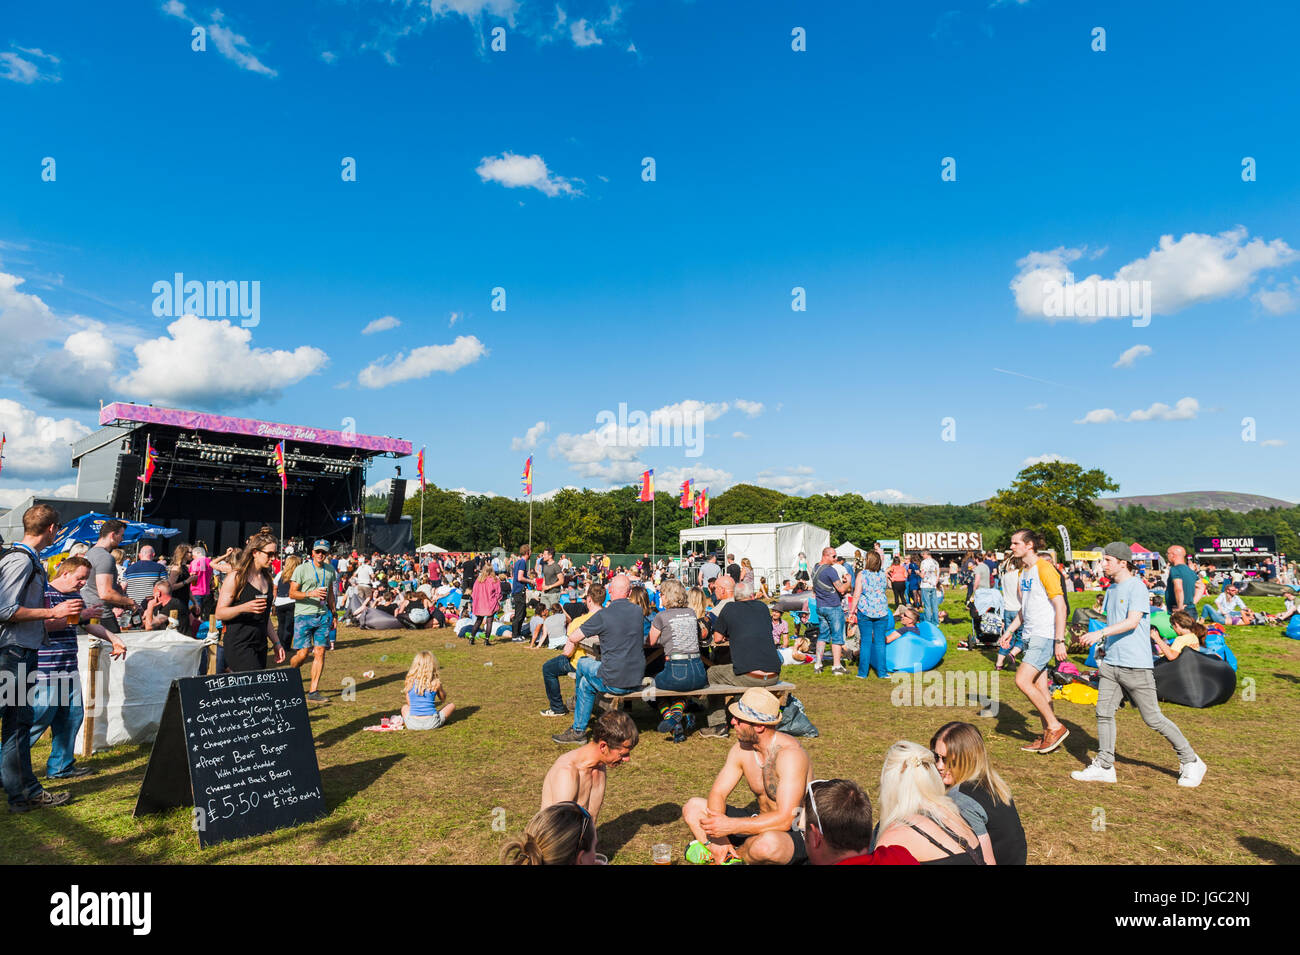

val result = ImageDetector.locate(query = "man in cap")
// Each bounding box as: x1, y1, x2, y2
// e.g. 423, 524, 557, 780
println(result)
681, 687, 813, 864
1073, 542, 1207, 787
288, 540, 337, 703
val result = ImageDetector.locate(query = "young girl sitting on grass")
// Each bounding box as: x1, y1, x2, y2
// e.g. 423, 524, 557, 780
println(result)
402, 651, 455, 730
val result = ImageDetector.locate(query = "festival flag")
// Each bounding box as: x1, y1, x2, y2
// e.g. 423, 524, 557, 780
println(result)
521, 455, 533, 496
638, 468, 654, 502
0, 432, 5, 476
417, 447, 426, 491
678, 478, 693, 509
694, 486, 709, 521
137, 437, 157, 486
275, 440, 288, 489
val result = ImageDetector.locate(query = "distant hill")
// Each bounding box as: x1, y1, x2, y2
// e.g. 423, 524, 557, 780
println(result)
1096, 491, 1294, 513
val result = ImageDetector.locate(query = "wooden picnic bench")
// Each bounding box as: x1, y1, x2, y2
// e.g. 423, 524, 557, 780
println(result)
600, 681, 796, 711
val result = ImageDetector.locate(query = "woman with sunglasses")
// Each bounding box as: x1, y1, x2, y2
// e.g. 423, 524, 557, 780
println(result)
873, 740, 987, 865
216, 532, 286, 672
931, 722, 1025, 864
500, 801, 602, 865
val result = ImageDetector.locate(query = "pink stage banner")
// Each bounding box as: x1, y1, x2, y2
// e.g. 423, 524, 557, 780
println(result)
99, 402, 412, 456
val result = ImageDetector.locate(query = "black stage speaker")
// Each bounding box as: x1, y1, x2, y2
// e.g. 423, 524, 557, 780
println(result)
385, 478, 407, 524
109, 454, 142, 514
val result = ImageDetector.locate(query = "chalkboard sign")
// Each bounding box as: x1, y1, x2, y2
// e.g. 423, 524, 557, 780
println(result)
133, 670, 326, 847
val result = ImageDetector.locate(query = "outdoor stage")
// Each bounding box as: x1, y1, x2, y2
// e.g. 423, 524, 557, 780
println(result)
59, 402, 413, 553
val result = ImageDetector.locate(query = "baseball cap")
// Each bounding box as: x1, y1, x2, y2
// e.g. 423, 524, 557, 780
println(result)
1103, 541, 1134, 561
313, 539, 330, 552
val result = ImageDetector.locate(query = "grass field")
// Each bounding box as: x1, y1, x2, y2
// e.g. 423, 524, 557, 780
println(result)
6, 591, 1299, 865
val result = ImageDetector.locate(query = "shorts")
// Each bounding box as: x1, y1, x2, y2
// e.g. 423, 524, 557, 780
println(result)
724, 806, 808, 865
819, 606, 845, 646
293, 611, 333, 650
539, 591, 561, 609
1022, 638, 1054, 673
405, 711, 445, 731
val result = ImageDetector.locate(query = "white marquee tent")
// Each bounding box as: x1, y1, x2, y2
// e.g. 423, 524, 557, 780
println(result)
835, 541, 864, 559
679, 522, 830, 585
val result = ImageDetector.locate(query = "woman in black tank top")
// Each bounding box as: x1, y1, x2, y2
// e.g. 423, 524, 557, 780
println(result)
216, 533, 285, 672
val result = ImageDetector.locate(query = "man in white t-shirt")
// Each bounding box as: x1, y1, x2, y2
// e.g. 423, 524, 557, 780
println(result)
999, 529, 1069, 755
352, 558, 375, 600
918, 550, 941, 625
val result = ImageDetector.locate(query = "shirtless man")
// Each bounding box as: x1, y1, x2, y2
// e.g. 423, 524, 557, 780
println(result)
540, 710, 638, 823
682, 687, 813, 865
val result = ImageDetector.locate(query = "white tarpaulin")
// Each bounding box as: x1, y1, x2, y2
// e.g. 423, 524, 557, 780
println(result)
679, 522, 830, 585
75, 630, 215, 755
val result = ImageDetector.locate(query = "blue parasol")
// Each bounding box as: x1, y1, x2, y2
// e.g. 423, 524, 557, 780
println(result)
40, 512, 181, 558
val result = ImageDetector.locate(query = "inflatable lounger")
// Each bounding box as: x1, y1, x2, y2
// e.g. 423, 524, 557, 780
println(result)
885, 620, 946, 674
1153, 650, 1236, 708
1287, 615, 1300, 640
355, 607, 403, 630
1241, 580, 1290, 597
773, 593, 810, 613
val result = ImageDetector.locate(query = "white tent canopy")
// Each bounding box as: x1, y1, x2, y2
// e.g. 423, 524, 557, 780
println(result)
416, 543, 447, 553
679, 522, 830, 584
835, 541, 863, 559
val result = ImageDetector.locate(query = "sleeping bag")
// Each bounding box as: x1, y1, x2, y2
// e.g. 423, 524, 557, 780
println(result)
1153, 650, 1236, 708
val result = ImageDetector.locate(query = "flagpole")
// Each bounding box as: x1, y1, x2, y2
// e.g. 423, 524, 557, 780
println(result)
419, 491, 425, 548
651, 492, 656, 569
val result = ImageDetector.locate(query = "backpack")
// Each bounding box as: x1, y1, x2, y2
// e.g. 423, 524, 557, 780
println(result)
0, 545, 45, 609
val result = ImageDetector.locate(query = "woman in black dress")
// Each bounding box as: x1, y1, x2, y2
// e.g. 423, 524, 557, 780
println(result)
216, 532, 286, 672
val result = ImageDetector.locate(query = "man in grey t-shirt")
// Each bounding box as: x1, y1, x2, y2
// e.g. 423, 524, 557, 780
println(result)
540, 548, 563, 608
80, 520, 132, 633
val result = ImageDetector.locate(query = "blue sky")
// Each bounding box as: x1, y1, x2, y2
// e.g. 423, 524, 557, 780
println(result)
2, 0, 1297, 510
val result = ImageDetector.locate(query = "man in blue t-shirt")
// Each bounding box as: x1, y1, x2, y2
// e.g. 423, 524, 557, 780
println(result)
812, 547, 850, 675
510, 545, 531, 640
1073, 542, 1206, 788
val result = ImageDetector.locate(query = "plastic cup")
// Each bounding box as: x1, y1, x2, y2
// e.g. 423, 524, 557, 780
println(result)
652, 843, 671, 865
593, 853, 609, 865
89, 617, 100, 627
66, 612, 79, 626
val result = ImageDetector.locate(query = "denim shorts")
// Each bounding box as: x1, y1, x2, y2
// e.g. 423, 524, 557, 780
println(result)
405, 711, 445, 731
819, 606, 845, 646
1022, 638, 1054, 672
292, 611, 332, 649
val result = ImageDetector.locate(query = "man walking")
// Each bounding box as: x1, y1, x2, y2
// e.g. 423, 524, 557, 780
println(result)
1073, 543, 1207, 787
510, 544, 531, 640
998, 529, 1069, 754
919, 548, 942, 625
539, 548, 563, 610
812, 547, 850, 675
1165, 545, 1198, 617
288, 540, 337, 703
0, 504, 80, 812
80, 519, 133, 633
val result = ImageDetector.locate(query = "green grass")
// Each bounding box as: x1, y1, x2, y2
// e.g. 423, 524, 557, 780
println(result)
5, 591, 1298, 864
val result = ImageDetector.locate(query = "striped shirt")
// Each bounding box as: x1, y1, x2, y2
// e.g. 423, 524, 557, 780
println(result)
38, 583, 79, 679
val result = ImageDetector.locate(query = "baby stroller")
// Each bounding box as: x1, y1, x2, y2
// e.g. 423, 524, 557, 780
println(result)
961, 587, 1005, 650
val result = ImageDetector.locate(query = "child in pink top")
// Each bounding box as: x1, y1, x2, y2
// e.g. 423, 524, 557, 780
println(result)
468, 567, 501, 646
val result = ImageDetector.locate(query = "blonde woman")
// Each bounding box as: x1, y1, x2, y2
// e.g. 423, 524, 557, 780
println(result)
402, 650, 455, 730
931, 722, 1025, 864
687, 585, 711, 647
215, 532, 284, 671
873, 741, 987, 865
500, 801, 599, 865
739, 558, 755, 586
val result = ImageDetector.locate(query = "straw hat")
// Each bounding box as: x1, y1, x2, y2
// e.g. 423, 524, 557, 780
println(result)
727, 687, 782, 726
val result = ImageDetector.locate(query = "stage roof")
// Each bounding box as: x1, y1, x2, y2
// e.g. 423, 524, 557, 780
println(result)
99, 402, 411, 456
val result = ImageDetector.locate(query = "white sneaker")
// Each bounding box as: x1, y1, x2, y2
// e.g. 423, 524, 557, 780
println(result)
1071, 761, 1117, 783
1178, 756, 1208, 788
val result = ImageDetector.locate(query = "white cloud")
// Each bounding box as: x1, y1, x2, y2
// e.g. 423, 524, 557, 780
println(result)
0, 399, 91, 479
570, 18, 602, 46
1254, 280, 1297, 315
1026, 402, 1046, 411
1127, 397, 1199, 422
475, 152, 581, 197
117, 315, 328, 407
162, 3, 277, 77
657, 466, 733, 494
0, 270, 61, 347
732, 431, 749, 440
430, 0, 520, 22
362, 315, 401, 335
1012, 227, 1298, 321
23, 325, 120, 407
1113, 344, 1152, 368
0, 483, 78, 509
550, 400, 732, 481
734, 398, 765, 417
1075, 408, 1120, 425
1076, 397, 1199, 424
1022, 453, 1076, 467
1260, 439, 1285, 447
511, 420, 548, 451
0, 45, 60, 84
358, 334, 486, 388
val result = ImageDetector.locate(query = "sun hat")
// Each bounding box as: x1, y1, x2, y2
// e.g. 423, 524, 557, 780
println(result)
727, 687, 783, 726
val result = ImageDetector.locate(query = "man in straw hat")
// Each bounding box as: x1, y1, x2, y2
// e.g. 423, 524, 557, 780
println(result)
681, 687, 813, 864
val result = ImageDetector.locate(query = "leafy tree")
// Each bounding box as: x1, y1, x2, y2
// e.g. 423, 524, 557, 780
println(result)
987, 462, 1120, 551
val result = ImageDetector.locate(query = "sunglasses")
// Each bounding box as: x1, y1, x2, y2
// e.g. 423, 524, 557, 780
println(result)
259, 548, 277, 556
575, 803, 594, 856
804, 778, 832, 834
932, 750, 947, 766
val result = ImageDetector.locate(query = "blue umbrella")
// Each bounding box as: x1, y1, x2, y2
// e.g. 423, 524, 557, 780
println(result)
41, 512, 181, 558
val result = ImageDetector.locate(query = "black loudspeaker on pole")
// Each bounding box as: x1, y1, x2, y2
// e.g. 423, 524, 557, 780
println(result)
384, 478, 407, 525
109, 454, 142, 515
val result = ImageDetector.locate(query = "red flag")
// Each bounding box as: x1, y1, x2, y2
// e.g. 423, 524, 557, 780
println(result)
521, 455, 533, 496
678, 479, 693, 509
638, 468, 654, 502
275, 440, 288, 489
417, 447, 426, 491
137, 437, 157, 486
